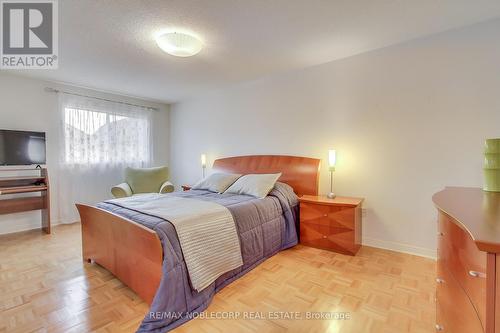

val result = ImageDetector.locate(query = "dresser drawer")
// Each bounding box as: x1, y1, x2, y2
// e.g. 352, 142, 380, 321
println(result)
438, 212, 487, 326
436, 264, 484, 333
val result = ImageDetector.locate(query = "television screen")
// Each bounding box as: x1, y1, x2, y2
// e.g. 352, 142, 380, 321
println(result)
0, 130, 46, 166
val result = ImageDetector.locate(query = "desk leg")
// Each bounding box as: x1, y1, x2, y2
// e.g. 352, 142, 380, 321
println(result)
41, 191, 50, 234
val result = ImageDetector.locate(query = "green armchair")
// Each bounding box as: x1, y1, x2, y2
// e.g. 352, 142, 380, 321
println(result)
111, 166, 175, 198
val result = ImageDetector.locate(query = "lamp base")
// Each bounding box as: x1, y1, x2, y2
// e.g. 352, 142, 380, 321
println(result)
327, 192, 336, 199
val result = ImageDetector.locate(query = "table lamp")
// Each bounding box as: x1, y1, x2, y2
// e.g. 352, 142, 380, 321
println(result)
201, 154, 207, 178
327, 150, 336, 199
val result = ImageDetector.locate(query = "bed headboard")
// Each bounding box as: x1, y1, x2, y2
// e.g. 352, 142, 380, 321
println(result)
212, 155, 321, 196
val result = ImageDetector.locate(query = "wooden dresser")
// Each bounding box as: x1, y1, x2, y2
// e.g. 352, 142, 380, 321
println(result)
433, 187, 500, 333
299, 195, 364, 255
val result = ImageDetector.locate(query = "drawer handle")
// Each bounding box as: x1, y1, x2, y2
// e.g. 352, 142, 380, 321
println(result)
323, 214, 328, 217
469, 270, 486, 278
435, 324, 444, 331
437, 232, 443, 236
322, 235, 327, 239
436, 278, 445, 284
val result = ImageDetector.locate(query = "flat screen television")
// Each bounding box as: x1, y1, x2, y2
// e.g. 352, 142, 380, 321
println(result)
0, 130, 46, 166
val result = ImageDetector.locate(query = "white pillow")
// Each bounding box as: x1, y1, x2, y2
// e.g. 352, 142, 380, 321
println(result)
224, 173, 282, 198
191, 173, 241, 193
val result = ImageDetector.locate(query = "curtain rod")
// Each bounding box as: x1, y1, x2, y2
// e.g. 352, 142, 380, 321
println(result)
44, 87, 159, 111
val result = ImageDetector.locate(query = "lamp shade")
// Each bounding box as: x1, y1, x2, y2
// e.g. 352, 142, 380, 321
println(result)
328, 150, 336, 168
201, 154, 207, 168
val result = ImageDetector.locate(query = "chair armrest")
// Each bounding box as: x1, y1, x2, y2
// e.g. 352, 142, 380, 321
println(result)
159, 181, 175, 194
111, 182, 133, 198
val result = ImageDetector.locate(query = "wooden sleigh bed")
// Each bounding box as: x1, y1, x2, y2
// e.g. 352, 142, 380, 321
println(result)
76, 155, 321, 304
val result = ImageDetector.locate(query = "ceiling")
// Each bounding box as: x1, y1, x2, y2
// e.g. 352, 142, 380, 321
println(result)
11, 0, 500, 103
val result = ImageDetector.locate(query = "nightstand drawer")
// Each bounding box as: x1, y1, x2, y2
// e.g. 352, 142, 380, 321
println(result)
300, 222, 356, 255
300, 202, 354, 228
300, 223, 354, 240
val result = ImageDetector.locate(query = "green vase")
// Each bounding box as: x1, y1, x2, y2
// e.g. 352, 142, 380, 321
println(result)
484, 138, 500, 192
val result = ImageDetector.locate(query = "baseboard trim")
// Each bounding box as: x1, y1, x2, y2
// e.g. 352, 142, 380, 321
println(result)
363, 237, 437, 260
0, 219, 63, 235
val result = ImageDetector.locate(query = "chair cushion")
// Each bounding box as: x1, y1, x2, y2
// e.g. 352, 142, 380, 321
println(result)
125, 166, 169, 194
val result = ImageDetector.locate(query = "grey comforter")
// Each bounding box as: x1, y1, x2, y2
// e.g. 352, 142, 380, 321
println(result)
97, 182, 299, 332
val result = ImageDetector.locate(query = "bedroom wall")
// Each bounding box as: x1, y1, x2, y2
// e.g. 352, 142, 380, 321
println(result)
170, 18, 500, 258
0, 73, 170, 234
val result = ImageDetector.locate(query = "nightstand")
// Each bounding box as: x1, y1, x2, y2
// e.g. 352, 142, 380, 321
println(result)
299, 195, 364, 255
181, 185, 192, 191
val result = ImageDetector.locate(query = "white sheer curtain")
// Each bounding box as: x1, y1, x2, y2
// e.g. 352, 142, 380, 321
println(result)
57, 93, 153, 224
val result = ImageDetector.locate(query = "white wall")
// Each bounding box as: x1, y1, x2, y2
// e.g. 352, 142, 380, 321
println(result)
170, 19, 500, 258
0, 73, 170, 234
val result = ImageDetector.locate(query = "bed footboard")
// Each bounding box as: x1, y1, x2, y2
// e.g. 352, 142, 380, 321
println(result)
76, 204, 163, 304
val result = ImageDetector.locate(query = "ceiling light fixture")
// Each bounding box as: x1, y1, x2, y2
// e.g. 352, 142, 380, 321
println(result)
155, 32, 202, 57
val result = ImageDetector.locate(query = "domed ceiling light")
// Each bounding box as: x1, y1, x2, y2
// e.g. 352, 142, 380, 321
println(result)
155, 32, 203, 57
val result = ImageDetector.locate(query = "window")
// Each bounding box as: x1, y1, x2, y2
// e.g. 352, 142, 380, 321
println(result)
61, 95, 152, 166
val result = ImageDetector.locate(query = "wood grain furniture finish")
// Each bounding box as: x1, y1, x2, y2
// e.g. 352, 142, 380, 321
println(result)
77, 155, 321, 304
433, 187, 500, 333
0, 168, 50, 234
212, 155, 321, 196
299, 195, 364, 255
76, 204, 163, 304
436, 260, 484, 333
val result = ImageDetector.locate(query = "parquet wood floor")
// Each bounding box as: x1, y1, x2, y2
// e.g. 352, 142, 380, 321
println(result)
0, 223, 435, 333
